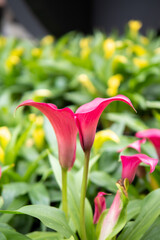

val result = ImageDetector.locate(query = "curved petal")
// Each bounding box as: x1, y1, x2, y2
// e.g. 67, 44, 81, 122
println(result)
93, 192, 106, 224
121, 154, 158, 183
75, 95, 136, 152
17, 100, 78, 169
118, 138, 146, 153
99, 191, 121, 240
136, 129, 160, 159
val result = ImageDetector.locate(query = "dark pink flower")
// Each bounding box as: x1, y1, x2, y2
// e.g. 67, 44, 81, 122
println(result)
118, 138, 146, 153
99, 190, 122, 240
17, 100, 78, 170
136, 129, 160, 159
93, 192, 106, 224
121, 154, 158, 183
75, 95, 136, 152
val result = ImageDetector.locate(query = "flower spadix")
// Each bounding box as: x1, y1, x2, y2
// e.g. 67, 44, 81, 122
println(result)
16, 100, 78, 169
121, 154, 158, 183
136, 129, 160, 159
75, 95, 135, 152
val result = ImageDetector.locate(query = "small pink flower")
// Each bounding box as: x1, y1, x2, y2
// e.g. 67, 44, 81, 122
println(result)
121, 154, 158, 183
136, 129, 160, 159
99, 191, 122, 240
16, 100, 78, 170
118, 138, 146, 153
93, 192, 106, 224
75, 95, 135, 152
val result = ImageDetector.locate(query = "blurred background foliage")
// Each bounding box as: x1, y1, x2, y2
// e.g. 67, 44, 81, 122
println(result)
1, 20, 160, 237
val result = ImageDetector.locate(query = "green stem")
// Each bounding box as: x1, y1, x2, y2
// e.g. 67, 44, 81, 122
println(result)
80, 150, 90, 240
62, 167, 68, 219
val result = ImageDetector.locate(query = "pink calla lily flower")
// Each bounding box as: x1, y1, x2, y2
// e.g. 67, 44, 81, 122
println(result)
93, 192, 107, 224
99, 190, 122, 240
118, 138, 146, 153
17, 100, 78, 170
136, 129, 160, 159
121, 154, 158, 183
75, 95, 136, 152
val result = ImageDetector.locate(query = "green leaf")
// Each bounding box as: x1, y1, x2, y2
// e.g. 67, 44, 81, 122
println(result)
48, 154, 62, 188
141, 217, 160, 240
28, 183, 50, 205
118, 189, 160, 240
85, 199, 96, 240
2, 182, 29, 208
89, 171, 117, 193
0, 227, 31, 240
0, 205, 74, 239
127, 199, 142, 222
27, 231, 62, 240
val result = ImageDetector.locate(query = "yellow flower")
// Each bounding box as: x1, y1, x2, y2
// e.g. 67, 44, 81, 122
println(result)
35, 116, 44, 127
31, 48, 42, 58
0, 127, 11, 149
0, 146, 4, 163
128, 20, 142, 33
0, 36, 6, 47
93, 129, 120, 152
29, 113, 36, 122
78, 74, 97, 94
108, 74, 123, 88
130, 45, 147, 56
106, 87, 118, 96
11, 47, 24, 57
103, 38, 115, 58
41, 35, 54, 45
33, 128, 45, 150
5, 55, 20, 70
133, 58, 148, 68
80, 47, 91, 59
140, 36, 149, 45
79, 37, 91, 49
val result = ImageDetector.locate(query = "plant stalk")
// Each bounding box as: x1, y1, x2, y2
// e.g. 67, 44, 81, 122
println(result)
80, 150, 90, 240
62, 167, 68, 219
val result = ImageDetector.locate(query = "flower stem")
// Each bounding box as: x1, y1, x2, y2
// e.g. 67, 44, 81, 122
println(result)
80, 150, 90, 240
62, 167, 68, 219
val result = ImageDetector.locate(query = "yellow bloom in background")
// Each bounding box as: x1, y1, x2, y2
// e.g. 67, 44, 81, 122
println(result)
107, 74, 123, 97
0, 36, 6, 48
11, 47, 24, 57
103, 38, 115, 58
107, 87, 118, 96
78, 74, 97, 94
33, 89, 52, 102
0, 127, 11, 149
31, 48, 42, 58
128, 20, 142, 34
33, 128, 45, 150
131, 45, 146, 56
80, 47, 91, 59
41, 35, 54, 45
79, 37, 91, 49
5, 55, 20, 70
93, 129, 120, 152
149, 175, 159, 190
133, 58, 148, 68
29, 113, 37, 123
35, 116, 44, 127
108, 74, 123, 88
140, 36, 149, 45
0, 146, 5, 163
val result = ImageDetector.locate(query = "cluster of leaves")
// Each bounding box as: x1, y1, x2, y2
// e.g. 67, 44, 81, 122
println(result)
0, 21, 160, 239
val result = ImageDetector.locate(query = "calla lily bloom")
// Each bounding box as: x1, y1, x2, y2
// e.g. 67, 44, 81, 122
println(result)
75, 95, 135, 152
136, 129, 160, 159
118, 138, 146, 153
16, 100, 78, 170
99, 190, 123, 240
121, 154, 158, 183
93, 192, 106, 224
